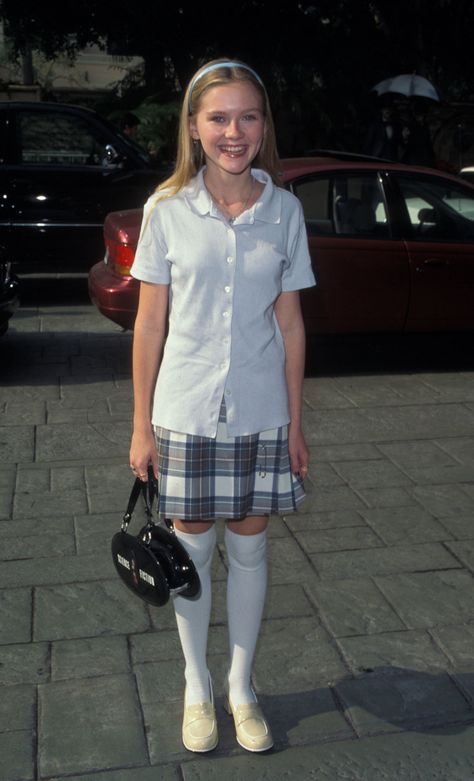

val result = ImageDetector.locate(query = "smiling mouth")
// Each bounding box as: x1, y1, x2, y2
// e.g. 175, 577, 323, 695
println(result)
219, 145, 248, 155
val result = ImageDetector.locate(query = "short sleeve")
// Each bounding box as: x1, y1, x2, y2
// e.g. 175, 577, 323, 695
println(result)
282, 201, 317, 292
130, 196, 171, 285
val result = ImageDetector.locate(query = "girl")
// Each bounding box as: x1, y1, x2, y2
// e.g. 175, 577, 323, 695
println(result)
129, 58, 315, 754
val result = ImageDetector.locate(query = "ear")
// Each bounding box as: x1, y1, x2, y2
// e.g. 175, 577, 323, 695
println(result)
189, 116, 200, 140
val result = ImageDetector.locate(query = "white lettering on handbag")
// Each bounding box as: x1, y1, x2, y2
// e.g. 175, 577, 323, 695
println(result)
139, 569, 155, 586
117, 554, 131, 570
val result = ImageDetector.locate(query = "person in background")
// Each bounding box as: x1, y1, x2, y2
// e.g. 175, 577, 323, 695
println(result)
121, 111, 140, 140
128, 58, 315, 755
363, 105, 401, 161
399, 111, 436, 167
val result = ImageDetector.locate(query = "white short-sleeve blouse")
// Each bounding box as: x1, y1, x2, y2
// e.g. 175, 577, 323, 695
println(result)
131, 167, 316, 437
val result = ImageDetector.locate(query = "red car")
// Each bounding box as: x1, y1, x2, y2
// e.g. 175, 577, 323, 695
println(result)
89, 154, 474, 333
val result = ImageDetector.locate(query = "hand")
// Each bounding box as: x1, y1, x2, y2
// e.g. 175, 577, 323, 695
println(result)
129, 427, 159, 482
288, 426, 310, 479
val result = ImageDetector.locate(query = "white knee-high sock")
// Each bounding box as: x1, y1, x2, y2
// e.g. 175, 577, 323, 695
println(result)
173, 525, 217, 706
225, 526, 268, 706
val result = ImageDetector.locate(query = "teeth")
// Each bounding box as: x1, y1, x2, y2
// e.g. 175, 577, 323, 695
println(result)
221, 146, 246, 152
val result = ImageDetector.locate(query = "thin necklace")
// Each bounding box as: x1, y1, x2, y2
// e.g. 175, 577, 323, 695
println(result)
206, 176, 255, 223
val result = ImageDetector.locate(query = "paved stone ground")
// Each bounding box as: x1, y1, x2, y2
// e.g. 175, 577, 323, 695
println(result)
1, 286, 474, 780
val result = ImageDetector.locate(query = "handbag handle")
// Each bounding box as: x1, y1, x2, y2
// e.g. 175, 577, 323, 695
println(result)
121, 465, 159, 532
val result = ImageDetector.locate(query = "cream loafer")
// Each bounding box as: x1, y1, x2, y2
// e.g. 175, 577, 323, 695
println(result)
182, 700, 218, 753
224, 692, 273, 753
182, 675, 218, 753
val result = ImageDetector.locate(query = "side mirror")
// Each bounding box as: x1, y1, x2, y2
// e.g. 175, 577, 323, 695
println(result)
104, 144, 125, 167
417, 207, 436, 224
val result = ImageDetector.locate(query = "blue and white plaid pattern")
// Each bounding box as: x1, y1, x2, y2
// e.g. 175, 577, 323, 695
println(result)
154, 404, 305, 521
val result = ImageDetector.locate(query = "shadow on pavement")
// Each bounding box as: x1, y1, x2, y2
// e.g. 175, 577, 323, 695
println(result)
262, 666, 474, 751
306, 332, 474, 376
18, 276, 91, 305
3, 278, 474, 382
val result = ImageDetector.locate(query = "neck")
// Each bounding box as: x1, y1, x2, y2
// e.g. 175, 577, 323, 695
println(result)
203, 167, 253, 202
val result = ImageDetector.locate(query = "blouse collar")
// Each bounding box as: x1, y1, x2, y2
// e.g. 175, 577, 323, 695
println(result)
184, 167, 282, 225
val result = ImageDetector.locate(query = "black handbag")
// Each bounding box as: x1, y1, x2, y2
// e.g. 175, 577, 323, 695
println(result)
111, 466, 201, 606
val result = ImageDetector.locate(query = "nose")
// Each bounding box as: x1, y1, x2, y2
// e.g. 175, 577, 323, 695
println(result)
225, 119, 242, 138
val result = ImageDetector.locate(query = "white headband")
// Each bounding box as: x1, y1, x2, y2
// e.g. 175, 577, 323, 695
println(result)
188, 61, 264, 113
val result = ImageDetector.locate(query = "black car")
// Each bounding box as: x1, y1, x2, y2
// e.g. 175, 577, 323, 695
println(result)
0, 101, 168, 276
0, 259, 19, 335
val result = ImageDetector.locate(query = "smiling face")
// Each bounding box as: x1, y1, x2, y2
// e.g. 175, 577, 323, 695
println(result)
189, 81, 266, 179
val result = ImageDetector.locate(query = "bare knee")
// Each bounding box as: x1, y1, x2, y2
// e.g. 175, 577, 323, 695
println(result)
174, 519, 214, 534
226, 515, 268, 536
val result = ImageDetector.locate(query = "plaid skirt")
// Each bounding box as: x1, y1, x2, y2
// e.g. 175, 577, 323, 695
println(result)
153, 402, 306, 521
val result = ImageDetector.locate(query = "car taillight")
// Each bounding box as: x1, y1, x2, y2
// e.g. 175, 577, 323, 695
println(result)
106, 238, 136, 276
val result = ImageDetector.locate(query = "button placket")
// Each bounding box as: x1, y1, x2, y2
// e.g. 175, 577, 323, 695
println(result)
222, 231, 236, 405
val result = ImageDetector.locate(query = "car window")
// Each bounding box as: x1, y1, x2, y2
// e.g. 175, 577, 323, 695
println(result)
333, 173, 389, 238
293, 172, 389, 238
395, 174, 474, 240
16, 110, 118, 168
292, 177, 334, 235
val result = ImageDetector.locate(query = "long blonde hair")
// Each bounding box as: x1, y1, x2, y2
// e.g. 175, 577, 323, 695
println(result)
155, 58, 281, 199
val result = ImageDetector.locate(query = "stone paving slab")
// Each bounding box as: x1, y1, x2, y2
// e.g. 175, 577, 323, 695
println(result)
374, 570, 474, 628
355, 485, 415, 508
445, 540, 474, 573
255, 537, 317, 586
49, 767, 179, 781
310, 542, 460, 580
432, 624, 474, 670
254, 618, 348, 691
333, 374, 446, 405
0, 515, 74, 536
38, 674, 149, 778
0, 730, 33, 781
358, 506, 453, 545
0, 401, 46, 426
0, 587, 32, 644
0, 642, 49, 685
334, 668, 473, 735
336, 629, 451, 674
0, 466, 15, 518
0, 530, 76, 560
0, 552, 116, 588
262, 687, 354, 747
303, 378, 357, 409
436, 435, 474, 464
0, 683, 36, 731
407, 483, 474, 517
34, 581, 151, 641
305, 578, 405, 638
303, 403, 474, 445
51, 636, 131, 681
35, 421, 131, 462
285, 508, 367, 531
332, 458, 413, 488
309, 442, 384, 461
13, 490, 88, 519
296, 484, 367, 514
0, 425, 35, 464
295, 525, 383, 554
180, 724, 474, 780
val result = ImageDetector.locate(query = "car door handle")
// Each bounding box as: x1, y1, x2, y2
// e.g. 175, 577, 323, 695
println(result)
416, 258, 449, 272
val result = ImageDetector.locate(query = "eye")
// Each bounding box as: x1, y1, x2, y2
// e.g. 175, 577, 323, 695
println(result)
242, 113, 258, 122
209, 114, 226, 123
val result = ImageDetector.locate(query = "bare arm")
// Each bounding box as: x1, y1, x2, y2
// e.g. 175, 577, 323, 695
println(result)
274, 290, 310, 477
129, 281, 169, 480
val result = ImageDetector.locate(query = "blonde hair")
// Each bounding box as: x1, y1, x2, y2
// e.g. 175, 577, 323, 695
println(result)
155, 58, 281, 200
